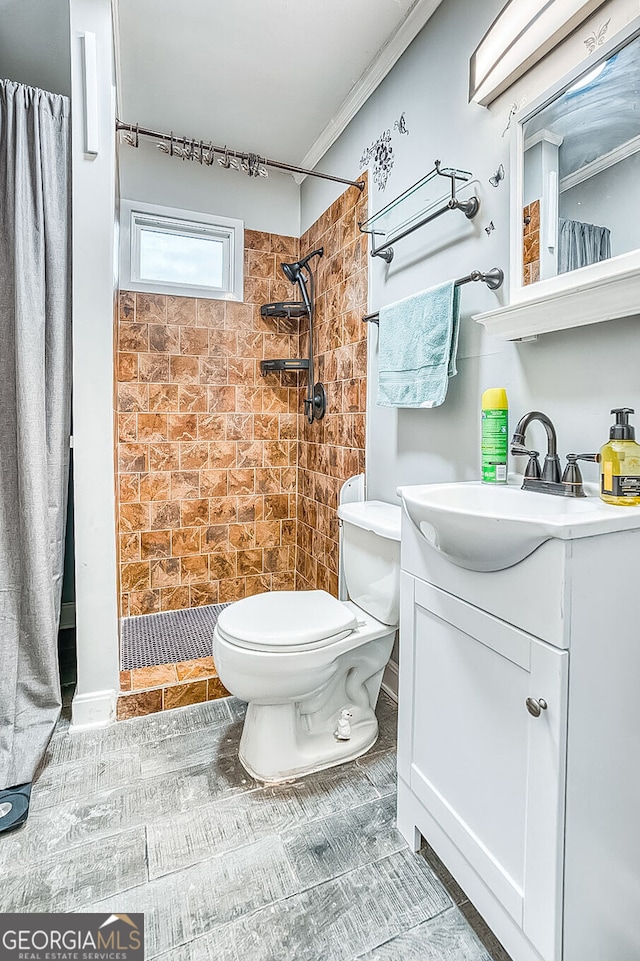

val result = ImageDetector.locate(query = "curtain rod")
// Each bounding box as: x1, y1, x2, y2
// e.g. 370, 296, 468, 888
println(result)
116, 120, 365, 192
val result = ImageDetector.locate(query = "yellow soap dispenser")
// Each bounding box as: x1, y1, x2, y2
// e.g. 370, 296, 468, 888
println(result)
600, 408, 640, 506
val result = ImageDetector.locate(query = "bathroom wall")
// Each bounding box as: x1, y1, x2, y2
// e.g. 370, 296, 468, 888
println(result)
300, 0, 640, 507
120, 140, 300, 237
115, 229, 301, 617
295, 177, 369, 594
69, 0, 121, 729
0, 0, 71, 96
560, 151, 640, 258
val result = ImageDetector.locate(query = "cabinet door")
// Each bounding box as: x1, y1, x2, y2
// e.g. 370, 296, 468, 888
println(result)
407, 579, 567, 961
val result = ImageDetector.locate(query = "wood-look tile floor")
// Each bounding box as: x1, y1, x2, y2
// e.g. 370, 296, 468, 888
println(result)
0, 693, 511, 961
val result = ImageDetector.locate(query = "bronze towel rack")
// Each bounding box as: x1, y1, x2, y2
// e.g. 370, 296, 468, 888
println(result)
361, 268, 503, 324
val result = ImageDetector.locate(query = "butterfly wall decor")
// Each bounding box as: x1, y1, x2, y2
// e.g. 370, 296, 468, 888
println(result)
393, 112, 410, 136
485, 221, 495, 236
584, 18, 610, 53
489, 164, 505, 188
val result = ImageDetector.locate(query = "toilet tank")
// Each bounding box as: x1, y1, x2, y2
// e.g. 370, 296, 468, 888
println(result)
337, 500, 401, 626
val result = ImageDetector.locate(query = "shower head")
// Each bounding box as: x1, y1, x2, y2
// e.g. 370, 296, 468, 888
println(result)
281, 261, 298, 284
281, 247, 324, 284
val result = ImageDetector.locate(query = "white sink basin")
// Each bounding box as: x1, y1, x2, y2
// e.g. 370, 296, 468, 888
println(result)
398, 481, 640, 571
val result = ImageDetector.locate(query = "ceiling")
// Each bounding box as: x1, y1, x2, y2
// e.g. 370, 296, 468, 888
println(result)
115, 0, 440, 171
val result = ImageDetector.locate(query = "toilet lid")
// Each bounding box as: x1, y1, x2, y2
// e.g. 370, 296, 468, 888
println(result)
216, 590, 358, 651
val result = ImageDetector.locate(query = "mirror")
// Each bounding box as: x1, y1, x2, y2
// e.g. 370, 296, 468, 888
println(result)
521, 30, 640, 286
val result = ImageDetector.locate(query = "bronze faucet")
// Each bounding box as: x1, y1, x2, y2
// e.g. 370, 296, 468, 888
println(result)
511, 411, 598, 497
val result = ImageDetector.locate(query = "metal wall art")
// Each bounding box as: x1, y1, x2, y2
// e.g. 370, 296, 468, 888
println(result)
394, 112, 410, 135
489, 164, 505, 187
584, 18, 611, 53
501, 102, 519, 137
360, 129, 395, 191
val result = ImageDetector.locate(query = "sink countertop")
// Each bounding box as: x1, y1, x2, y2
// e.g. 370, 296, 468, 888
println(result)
397, 481, 640, 571
397, 481, 640, 538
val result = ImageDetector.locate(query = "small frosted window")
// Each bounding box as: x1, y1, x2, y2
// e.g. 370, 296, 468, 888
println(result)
139, 228, 224, 289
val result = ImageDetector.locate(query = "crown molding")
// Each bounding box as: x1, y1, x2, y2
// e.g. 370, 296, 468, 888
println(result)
296, 0, 444, 181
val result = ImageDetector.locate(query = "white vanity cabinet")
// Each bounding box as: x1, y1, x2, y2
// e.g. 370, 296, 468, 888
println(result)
397, 512, 640, 961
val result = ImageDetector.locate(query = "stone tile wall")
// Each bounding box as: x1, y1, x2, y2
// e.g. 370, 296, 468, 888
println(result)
115, 230, 301, 617
114, 180, 369, 716
117, 657, 229, 719
523, 198, 541, 285
295, 175, 369, 594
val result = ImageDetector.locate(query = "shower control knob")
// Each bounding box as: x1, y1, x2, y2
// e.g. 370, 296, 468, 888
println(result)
526, 697, 548, 718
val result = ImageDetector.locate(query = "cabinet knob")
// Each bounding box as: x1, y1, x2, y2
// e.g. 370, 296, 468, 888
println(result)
526, 697, 548, 718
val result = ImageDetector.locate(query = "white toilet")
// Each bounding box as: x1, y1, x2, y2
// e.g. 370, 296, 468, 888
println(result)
213, 500, 401, 782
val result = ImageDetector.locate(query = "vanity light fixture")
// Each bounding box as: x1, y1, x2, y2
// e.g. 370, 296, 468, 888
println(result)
469, 0, 608, 105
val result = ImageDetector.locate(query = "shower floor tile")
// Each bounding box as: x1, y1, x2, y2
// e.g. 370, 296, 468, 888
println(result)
7, 693, 512, 961
120, 603, 230, 670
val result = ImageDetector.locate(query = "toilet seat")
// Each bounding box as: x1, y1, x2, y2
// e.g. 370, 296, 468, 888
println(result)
215, 590, 358, 653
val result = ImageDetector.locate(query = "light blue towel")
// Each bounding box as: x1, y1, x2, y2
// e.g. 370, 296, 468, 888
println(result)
376, 280, 460, 408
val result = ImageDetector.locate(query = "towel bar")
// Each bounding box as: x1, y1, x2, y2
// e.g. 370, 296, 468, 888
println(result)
362, 268, 503, 324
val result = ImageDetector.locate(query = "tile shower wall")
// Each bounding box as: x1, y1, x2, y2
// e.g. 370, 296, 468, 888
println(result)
522, 199, 541, 285
115, 230, 301, 617
118, 657, 229, 718
295, 176, 369, 594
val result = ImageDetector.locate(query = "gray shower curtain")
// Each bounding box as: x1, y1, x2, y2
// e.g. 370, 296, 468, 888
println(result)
558, 217, 611, 274
0, 81, 72, 790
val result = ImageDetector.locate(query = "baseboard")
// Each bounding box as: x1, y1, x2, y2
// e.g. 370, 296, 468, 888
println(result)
381, 658, 398, 702
69, 689, 116, 732
59, 601, 75, 631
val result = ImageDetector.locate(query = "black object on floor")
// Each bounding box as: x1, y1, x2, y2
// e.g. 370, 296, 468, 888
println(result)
120, 603, 230, 670
0, 783, 31, 834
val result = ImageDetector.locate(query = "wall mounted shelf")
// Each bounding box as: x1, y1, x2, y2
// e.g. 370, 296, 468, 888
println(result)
260, 301, 308, 320
358, 160, 480, 263
473, 264, 640, 341
260, 358, 309, 374
259, 301, 311, 377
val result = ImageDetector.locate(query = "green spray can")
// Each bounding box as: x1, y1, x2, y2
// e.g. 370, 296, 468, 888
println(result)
482, 387, 508, 483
